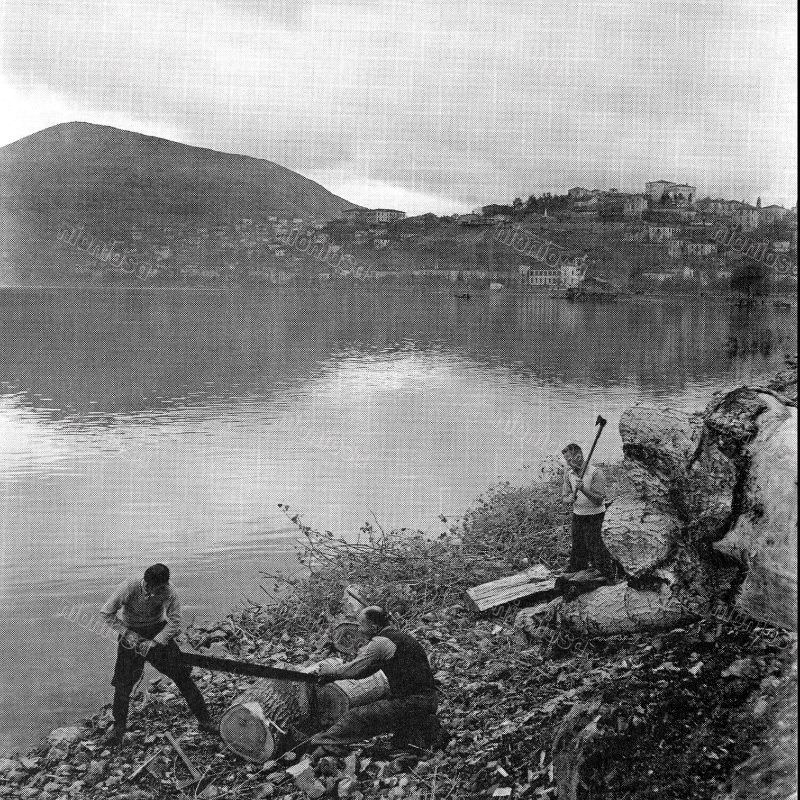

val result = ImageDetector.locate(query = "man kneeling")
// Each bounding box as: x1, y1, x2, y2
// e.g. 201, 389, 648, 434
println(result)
308, 607, 443, 761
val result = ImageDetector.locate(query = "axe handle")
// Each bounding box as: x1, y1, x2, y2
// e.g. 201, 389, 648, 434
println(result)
165, 732, 202, 780
574, 420, 607, 499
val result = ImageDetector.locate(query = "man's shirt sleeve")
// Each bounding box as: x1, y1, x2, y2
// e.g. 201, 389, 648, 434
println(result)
321, 636, 396, 680
153, 591, 182, 644
562, 470, 573, 499
100, 580, 131, 634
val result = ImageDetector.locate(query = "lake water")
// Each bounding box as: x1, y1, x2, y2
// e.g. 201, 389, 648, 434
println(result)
0, 286, 795, 753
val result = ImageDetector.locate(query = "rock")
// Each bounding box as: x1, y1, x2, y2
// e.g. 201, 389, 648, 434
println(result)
721, 658, 758, 679
45, 746, 69, 763
316, 756, 339, 776
0, 758, 22, 775
602, 497, 680, 577
6, 769, 28, 783
711, 392, 797, 629
48, 727, 83, 745
86, 759, 105, 778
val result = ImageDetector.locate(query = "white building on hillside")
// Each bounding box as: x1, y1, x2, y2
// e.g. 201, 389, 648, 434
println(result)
645, 181, 697, 206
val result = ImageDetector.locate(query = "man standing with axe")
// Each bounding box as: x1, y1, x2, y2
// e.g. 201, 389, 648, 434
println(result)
561, 417, 615, 579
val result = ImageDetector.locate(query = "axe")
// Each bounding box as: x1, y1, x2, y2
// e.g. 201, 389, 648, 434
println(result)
573, 415, 607, 501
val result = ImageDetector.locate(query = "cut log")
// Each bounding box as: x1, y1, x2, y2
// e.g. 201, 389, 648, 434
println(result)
465, 564, 556, 613
329, 619, 367, 656
220, 658, 389, 763
220, 678, 314, 763
314, 671, 390, 732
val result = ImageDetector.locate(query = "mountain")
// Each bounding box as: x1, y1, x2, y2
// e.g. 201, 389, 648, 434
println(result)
0, 122, 361, 237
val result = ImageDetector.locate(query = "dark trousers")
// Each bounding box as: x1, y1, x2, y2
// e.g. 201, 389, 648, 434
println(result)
568, 512, 614, 576
111, 623, 208, 728
309, 693, 440, 758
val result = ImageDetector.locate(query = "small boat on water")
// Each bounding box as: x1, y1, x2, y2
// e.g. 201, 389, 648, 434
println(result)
489, 282, 504, 291
774, 301, 792, 310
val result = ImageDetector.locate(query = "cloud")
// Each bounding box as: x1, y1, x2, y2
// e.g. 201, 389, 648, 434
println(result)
0, 0, 796, 210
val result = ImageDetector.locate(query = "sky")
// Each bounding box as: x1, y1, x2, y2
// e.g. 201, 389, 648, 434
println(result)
0, 0, 796, 215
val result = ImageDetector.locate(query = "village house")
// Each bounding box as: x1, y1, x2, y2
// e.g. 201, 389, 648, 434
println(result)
667, 240, 683, 258
342, 208, 366, 224
373, 238, 390, 249
573, 196, 600, 217
457, 213, 487, 225
372, 209, 406, 224
641, 268, 679, 283
687, 241, 718, 257
760, 205, 789, 226
731, 205, 760, 231
772, 240, 791, 253
526, 268, 560, 287
623, 194, 648, 218
645, 180, 697, 206
668, 237, 718, 258
698, 198, 738, 216
647, 224, 681, 242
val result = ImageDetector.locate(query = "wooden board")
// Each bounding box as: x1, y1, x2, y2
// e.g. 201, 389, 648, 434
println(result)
465, 565, 557, 613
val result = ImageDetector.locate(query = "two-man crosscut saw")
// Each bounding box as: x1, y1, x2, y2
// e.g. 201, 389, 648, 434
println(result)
179, 649, 320, 683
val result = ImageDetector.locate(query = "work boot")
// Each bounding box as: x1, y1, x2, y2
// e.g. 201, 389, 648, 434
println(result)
196, 715, 219, 736
103, 724, 126, 748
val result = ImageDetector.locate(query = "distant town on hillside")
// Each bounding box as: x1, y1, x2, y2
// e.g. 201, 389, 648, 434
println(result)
0, 125, 796, 296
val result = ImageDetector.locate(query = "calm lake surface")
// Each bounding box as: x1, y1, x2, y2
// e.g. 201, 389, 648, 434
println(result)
0, 286, 795, 753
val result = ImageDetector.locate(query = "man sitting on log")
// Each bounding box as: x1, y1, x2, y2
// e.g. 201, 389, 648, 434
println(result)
308, 606, 443, 761
561, 442, 615, 579
100, 563, 216, 746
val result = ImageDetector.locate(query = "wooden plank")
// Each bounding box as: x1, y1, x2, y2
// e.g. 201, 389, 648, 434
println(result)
467, 565, 552, 600
466, 575, 558, 613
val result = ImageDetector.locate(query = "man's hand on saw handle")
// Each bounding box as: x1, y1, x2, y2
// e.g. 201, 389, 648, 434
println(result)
121, 630, 160, 657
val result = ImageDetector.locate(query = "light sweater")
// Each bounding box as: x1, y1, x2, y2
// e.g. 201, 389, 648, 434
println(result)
100, 579, 182, 645
563, 464, 606, 516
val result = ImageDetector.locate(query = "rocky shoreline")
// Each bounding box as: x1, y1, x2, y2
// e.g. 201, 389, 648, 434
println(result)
0, 363, 796, 800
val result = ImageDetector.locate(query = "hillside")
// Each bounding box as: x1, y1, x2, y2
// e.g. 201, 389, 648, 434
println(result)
0, 122, 360, 243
